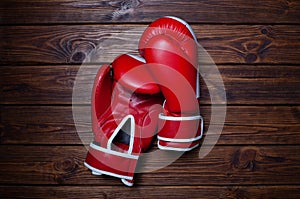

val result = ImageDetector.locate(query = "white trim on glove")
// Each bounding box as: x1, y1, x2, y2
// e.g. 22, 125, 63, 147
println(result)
84, 162, 133, 181
164, 16, 201, 98
157, 141, 200, 152
158, 113, 204, 142
107, 115, 136, 155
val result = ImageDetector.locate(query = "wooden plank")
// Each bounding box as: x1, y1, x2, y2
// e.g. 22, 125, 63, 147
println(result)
0, 145, 299, 185
1, 65, 80, 105
1, 65, 299, 105
0, 185, 299, 199
0, 106, 86, 145
1, 0, 299, 24
1, 106, 300, 145
1, 25, 300, 65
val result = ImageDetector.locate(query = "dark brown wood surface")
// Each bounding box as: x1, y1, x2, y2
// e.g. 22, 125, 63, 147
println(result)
1, 145, 299, 185
0, 0, 299, 198
1, 0, 300, 24
1, 25, 300, 65
1, 106, 300, 145
1, 65, 299, 104
1, 186, 299, 199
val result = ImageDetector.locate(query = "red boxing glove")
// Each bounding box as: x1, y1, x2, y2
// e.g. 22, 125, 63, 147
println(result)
84, 54, 163, 186
139, 16, 204, 151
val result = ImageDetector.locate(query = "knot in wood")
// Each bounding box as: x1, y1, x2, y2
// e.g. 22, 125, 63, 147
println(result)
71, 52, 86, 62
232, 148, 258, 171
54, 158, 77, 173
109, 0, 143, 20
261, 28, 268, 35
246, 53, 258, 63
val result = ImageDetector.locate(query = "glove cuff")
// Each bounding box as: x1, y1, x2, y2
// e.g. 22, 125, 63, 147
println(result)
84, 142, 138, 184
85, 114, 140, 186
157, 113, 203, 151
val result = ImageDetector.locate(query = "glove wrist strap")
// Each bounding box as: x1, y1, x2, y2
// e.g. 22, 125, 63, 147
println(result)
157, 113, 204, 151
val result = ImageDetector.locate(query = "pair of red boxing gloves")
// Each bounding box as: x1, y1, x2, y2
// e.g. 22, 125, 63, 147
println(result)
84, 16, 204, 186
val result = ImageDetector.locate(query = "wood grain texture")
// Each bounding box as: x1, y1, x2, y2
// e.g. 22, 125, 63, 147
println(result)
1, 65, 299, 105
0, 145, 299, 185
1, 106, 300, 145
1, 0, 300, 24
0, 185, 299, 199
1, 25, 300, 65
1, 1, 300, 196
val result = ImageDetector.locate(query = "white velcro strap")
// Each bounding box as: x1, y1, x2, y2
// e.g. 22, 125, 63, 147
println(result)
90, 142, 138, 160
158, 114, 204, 142
91, 171, 102, 176
84, 162, 134, 180
158, 134, 202, 143
157, 141, 200, 152
159, 113, 203, 121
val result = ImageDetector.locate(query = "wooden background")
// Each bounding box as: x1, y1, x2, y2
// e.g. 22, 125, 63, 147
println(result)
1, 0, 300, 198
